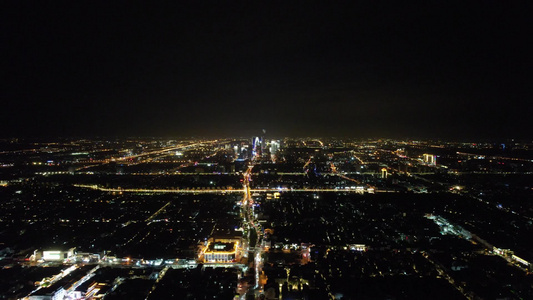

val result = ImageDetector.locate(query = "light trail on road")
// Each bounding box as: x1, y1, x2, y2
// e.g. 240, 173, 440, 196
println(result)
73, 184, 393, 194
75, 140, 218, 171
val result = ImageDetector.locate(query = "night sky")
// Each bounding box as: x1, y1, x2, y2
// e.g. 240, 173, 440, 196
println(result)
2, 2, 532, 139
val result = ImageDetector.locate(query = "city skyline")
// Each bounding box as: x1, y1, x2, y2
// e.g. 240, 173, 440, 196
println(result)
1, 3, 533, 297
0, 136, 532, 299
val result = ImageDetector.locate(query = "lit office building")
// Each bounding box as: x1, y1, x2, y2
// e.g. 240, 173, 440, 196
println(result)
423, 153, 437, 166
202, 232, 242, 263
203, 242, 239, 263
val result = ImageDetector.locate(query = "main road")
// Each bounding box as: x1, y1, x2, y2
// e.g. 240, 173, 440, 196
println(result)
74, 184, 390, 194
75, 140, 219, 171
241, 164, 265, 298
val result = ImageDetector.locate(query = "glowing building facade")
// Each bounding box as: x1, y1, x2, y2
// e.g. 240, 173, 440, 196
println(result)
202, 232, 243, 263
423, 153, 437, 166
203, 242, 239, 263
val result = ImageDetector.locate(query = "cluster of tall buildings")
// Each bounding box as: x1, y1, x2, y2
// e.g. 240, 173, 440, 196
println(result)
227, 137, 281, 161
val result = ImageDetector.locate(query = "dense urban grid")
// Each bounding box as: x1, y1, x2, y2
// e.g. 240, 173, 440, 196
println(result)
0, 137, 532, 300
3, 1, 531, 299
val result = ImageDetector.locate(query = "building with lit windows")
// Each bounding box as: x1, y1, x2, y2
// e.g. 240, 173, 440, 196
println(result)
201, 232, 242, 263
203, 242, 239, 263
252, 136, 262, 157
423, 153, 437, 166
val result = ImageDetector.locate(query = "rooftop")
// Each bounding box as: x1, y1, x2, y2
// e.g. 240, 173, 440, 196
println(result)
206, 242, 236, 253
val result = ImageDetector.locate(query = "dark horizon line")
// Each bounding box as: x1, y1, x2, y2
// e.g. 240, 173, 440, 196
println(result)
1, 135, 531, 144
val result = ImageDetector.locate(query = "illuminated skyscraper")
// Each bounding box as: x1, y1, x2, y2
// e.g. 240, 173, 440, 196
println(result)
252, 136, 262, 157
269, 140, 280, 155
